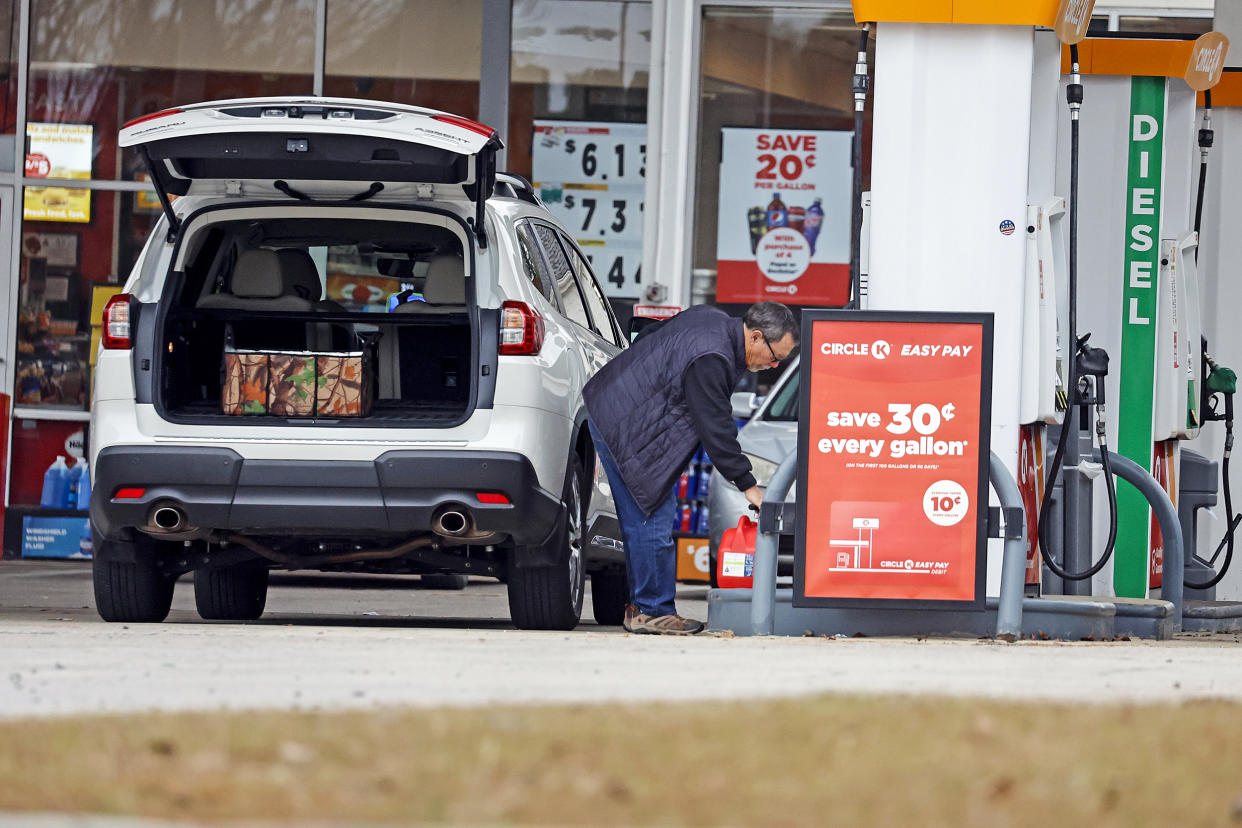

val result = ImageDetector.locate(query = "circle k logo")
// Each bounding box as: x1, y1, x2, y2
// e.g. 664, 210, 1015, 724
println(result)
871, 339, 891, 360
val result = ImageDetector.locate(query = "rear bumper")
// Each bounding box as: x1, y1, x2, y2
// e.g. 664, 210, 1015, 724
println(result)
90, 445, 563, 545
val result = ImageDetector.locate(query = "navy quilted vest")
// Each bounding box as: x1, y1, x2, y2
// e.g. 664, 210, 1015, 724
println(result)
584, 305, 745, 515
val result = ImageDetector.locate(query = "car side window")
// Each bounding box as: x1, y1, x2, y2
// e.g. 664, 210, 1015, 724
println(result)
533, 224, 591, 331
562, 236, 622, 347
515, 222, 554, 303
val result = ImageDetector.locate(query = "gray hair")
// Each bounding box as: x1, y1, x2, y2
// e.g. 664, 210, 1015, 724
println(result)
744, 301, 798, 344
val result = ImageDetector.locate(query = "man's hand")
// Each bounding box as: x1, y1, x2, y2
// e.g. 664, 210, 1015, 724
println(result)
743, 485, 765, 513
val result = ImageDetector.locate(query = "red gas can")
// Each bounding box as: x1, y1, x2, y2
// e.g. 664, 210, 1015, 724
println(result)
716, 516, 757, 588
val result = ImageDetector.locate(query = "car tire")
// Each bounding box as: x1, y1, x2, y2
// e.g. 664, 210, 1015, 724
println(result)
590, 567, 628, 626
422, 572, 469, 590
507, 455, 586, 631
93, 543, 176, 623
194, 566, 268, 621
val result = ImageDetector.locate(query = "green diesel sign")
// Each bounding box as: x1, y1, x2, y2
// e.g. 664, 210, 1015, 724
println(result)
1115, 76, 1166, 598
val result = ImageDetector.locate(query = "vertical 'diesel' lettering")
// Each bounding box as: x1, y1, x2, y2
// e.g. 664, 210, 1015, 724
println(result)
1115, 76, 1167, 599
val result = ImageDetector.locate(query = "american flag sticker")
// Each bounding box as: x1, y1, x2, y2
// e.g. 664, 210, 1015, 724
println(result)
999, 219, 1016, 236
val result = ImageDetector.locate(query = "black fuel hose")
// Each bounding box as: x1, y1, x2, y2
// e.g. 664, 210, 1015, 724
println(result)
1036, 387, 1119, 581
1033, 45, 1120, 582
1184, 93, 1239, 590
848, 24, 870, 309
1188, 366, 1237, 589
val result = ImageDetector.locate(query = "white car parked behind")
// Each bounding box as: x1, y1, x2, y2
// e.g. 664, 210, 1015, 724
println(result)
91, 97, 626, 630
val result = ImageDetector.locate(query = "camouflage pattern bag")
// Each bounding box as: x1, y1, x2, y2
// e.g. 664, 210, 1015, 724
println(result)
268, 352, 318, 417
222, 350, 269, 415
316, 351, 373, 417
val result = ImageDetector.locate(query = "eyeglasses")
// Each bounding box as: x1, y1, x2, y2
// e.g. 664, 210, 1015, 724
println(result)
761, 334, 781, 365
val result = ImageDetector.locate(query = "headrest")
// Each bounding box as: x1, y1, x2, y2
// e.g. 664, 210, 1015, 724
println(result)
422, 254, 465, 304
230, 249, 284, 298
277, 248, 323, 300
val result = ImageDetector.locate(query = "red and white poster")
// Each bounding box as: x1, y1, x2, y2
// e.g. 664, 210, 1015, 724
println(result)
1149, 439, 1177, 589
794, 312, 993, 608
1018, 424, 1046, 586
715, 128, 851, 306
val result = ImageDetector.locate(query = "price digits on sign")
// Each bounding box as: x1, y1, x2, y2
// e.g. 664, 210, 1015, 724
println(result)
562, 194, 638, 235
585, 253, 641, 289
886, 402, 956, 436
563, 139, 646, 180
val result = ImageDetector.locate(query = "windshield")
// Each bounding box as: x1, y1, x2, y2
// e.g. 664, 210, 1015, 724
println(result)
764, 369, 799, 422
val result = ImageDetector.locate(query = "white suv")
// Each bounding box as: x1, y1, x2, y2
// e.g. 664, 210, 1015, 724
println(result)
90, 97, 626, 630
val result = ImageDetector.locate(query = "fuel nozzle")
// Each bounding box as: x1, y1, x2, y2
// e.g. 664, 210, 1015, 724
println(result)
1074, 333, 1109, 407
1203, 345, 1236, 456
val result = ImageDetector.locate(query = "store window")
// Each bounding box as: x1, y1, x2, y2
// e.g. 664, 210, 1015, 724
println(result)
15, 191, 160, 411
511, 0, 651, 304
1089, 14, 1213, 36
0, 0, 16, 141
30, 0, 316, 182
324, 0, 482, 115
692, 7, 870, 311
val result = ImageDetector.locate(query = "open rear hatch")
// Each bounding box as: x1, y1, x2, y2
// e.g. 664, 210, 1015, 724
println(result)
119, 98, 506, 428
120, 96, 502, 247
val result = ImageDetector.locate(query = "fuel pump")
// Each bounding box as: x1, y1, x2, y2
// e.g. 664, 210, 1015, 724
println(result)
1019, 196, 1068, 587
1184, 90, 1241, 591
1035, 43, 1122, 583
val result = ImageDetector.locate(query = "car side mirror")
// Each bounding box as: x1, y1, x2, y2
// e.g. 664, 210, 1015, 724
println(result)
731, 391, 759, 420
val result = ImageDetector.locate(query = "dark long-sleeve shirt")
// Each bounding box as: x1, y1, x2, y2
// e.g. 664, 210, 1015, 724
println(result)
684, 354, 757, 492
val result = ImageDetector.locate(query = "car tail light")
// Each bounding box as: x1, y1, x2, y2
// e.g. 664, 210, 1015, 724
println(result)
121, 108, 184, 130
499, 301, 544, 356
113, 488, 146, 500
102, 294, 133, 350
477, 492, 511, 505
432, 113, 495, 137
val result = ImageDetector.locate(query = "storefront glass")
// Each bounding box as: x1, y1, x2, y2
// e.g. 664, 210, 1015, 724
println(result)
15, 190, 159, 412
29, 0, 316, 182
0, 0, 15, 136
324, 0, 482, 116
511, 0, 651, 304
692, 7, 870, 310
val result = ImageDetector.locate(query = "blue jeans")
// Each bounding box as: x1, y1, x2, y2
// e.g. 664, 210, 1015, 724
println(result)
588, 421, 678, 617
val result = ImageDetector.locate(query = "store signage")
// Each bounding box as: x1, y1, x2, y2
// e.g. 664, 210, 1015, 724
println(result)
632, 304, 680, 319
21, 515, 91, 559
715, 128, 851, 306
532, 120, 646, 300
24, 123, 92, 223
794, 311, 992, 609
1115, 76, 1166, 598
1184, 32, 1230, 91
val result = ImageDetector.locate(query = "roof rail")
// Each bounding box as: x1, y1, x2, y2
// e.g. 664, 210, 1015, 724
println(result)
494, 172, 543, 206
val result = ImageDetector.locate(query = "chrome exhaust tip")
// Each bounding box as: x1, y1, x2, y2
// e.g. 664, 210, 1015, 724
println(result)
435, 510, 470, 537
151, 505, 186, 533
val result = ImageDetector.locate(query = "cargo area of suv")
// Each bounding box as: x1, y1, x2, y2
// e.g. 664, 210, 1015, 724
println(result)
153, 212, 483, 427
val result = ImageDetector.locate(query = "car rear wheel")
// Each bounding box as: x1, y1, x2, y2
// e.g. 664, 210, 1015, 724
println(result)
194, 566, 268, 620
93, 541, 177, 623
507, 455, 586, 631
590, 567, 628, 626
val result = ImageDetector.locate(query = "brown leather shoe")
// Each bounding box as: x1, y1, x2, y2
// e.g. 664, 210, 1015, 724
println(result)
630, 613, 705, 635
622, 603, 639, 632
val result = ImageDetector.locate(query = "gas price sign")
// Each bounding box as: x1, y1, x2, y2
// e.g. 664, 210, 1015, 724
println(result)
532, 121, 646, 300
794, 311, 993, 610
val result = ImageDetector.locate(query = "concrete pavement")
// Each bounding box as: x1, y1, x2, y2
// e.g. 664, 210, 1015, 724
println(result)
0, 561, 1240, 718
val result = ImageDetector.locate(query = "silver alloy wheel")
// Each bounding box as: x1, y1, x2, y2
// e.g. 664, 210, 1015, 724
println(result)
568, 469, 584, 608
